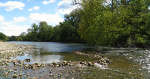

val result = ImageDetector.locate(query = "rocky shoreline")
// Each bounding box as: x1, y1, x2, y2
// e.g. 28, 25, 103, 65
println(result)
0, 42, 111, 79
0, 42, 35, 59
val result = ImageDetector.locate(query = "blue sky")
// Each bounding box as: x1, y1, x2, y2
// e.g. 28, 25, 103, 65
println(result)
0, 0, 78, 36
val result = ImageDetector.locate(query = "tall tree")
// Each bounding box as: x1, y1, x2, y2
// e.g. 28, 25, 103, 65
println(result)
38, 21, 52, 41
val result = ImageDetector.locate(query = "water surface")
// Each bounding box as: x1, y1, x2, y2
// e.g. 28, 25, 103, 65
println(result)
9, 41, 88, 52
9, 41, 89, 64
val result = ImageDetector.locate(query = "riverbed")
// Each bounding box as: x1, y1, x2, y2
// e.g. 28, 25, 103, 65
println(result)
0, 41, 150, 79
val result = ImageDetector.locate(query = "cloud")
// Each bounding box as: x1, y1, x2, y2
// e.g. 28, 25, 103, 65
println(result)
58, 0, 72, 9
57, 0, 80, 15
0, 0, 80, 36
28, 6, 40, 11
0, 21, 29, 36
58, 5, 79, 15
42, 0, 56, 5
0, 15, 4, 22
0, 15, 29, 36
29, 13, 64, 25
13, 16, 27, 23
0, 1, 25, 11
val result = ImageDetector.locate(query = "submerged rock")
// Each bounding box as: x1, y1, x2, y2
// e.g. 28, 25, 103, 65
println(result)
25, 58, 31, 62
12, 74, 17, 78
87, 62, 93, 66
94, 63, 107, 69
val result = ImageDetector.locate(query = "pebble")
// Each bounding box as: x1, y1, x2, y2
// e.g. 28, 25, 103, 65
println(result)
25, 59, 31, 62
12, 74, 18, 78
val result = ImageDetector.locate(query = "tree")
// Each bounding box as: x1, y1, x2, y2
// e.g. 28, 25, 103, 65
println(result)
26, 23, 39, 41
15, 0, 150, 47
38, 21, 53, 41
78, 0, 150, 47
64, 9, 82, 42
79, 0, 107, 45
0, 32, 7, 41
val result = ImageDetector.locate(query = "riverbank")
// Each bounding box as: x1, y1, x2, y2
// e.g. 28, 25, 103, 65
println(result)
0, 42, 111, 79
0, 41, 148, 79
0, 42, 35, 59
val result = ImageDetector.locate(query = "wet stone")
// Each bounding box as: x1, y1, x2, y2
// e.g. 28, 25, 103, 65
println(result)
12, 74, 17, 78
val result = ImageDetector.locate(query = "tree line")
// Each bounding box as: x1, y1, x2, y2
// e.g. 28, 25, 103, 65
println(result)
8, 9, 83, 43
3, 0, 150, 47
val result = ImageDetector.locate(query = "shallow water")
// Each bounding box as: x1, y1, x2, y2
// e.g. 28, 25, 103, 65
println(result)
9, 41, 89, 52
8, 41, 150, 78
9, 41, 90, 64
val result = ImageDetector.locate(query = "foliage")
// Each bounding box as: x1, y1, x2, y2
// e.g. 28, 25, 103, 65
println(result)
0, 32, 7, 41
78, 0, 150, 47
9, 0, 150, 47
11, 9, 83, 43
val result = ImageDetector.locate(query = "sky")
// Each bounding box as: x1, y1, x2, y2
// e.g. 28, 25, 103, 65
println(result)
0, 0, 79, 36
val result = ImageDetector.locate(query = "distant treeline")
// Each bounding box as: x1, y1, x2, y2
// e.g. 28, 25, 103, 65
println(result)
8, 20, 83, 43
3, 0, 150, 47
8, 9, 83, 43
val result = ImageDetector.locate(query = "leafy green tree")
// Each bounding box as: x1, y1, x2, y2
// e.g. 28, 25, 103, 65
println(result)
60, 21, 79, 42
64, 9, 81, 29
78, 0, 150, 47
8, 36, 17, 41
38, 21, 53, 41
15, 0, 150, 47
0, 32, 7, 41
26, 23, 39, 41
51, 25, 61, 41
79, 0, 107, 45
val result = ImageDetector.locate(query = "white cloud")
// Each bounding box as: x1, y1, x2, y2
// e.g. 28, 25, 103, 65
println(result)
0, 1, 25, 11
0, 24, 29, 36
13, 16, 27, 23
42, 0, 56, 5
0, 21, 29, 36
0, 15, 4, 22
0, 0, 80, 36
57, 0, 80, 15
29, 13, 63, 25
58, 0, 72, 7
0, 15, 28, 36
28, 6, 40, 11
58, 5, 79, 15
